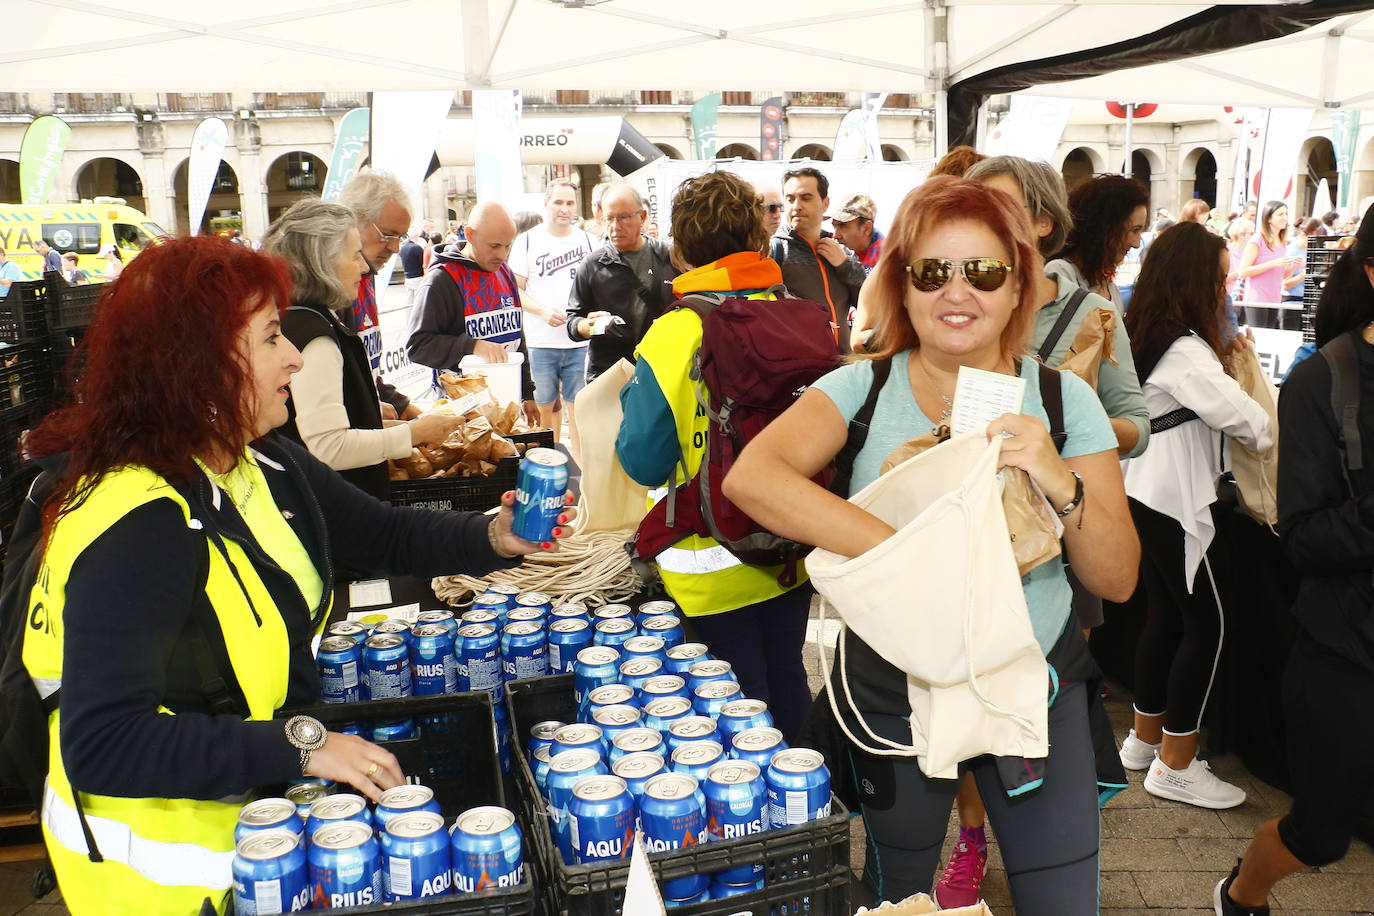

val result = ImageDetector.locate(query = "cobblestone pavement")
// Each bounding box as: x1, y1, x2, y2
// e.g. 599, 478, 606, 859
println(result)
4, 609, 1371, 915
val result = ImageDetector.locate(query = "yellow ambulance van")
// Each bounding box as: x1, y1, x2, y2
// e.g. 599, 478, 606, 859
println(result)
0, 199, 168, 281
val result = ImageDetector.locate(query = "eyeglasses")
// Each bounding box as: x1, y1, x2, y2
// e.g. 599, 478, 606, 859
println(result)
764, 203, 785, 214
372, 222, 406, 245
906, 257, 1014, 293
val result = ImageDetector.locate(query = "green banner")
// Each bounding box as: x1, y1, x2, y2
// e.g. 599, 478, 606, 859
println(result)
321, 107, 371, 202
1330, 109, 1361, 211
691, 93, 722, 160
19, 115, 71, 205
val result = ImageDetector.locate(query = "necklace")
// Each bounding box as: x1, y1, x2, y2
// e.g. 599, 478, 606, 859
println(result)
914, 352, 955, 425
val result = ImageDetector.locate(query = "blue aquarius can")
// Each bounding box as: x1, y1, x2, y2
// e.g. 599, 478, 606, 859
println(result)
451, 806, 525, 893
593, 617, 636, 650
585, 683, 638, 721
612, 752, 666, 803
568, 775, 636, 864
636, 599, 678, 622
372, 618, 414, 645
416, 609, 459, 638
307, 821, 383, 909
621, 635, 667, 666
411, 623, 459, 696
456, 623, 503, 700
545, 749, 609, 864
704, 760, 768, 884
665, 891, 709, 907
573, 646, 623, 709
550, 722, 605, 760
637, 674, 691, 707
765, 748, 832, 827
285, 781, 334, 822
548, 619, 595, 675
500, 621, 549, 681
371, 719, 417, 743
381, 810, 452, 900
375, 785, 442, 836
593, 603, 634, 623
305, 794, 373, 840
717, 699, 775, 750
686, 659, 738, 696
640, 773, 708, 899
670, 740, 725, 782
467, 594, 509, 624
233, 828, 309, 915
609, 727, 667, 765
527, 720, 565, 760
532, 744, 554, 794
363, 633, 413, 700
641, 696, 694, 734
326, 620, 370, 647
507, 607, 548, 632
666, 716, 722, 754
460, 608, 501, 631
235, 798, 304, 846
492, 700, 512, 776
591, 704, 643, 744
663, 642, 712, 676
638, 614, 684, 648
551, 602, 591, 624
512, 449, 569, 543
729, 727, 789, 769
693, 679, 743, 719
618, 657, 663, 694
711, 878, 764, 897
514, 591, 554, 614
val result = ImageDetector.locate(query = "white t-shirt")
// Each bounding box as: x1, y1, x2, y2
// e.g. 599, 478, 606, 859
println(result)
509, 224, 598, 349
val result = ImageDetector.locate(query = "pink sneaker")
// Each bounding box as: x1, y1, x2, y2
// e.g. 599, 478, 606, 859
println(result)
933, 830, 988, 909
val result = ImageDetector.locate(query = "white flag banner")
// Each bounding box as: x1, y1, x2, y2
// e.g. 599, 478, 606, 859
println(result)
187, 117, 229, 236
473, 89, 526, 209
832, 110, 868, 161
1229, 107, 1264, 213
1256, 107, 1315, 206
862, 92, 888, 163
986, 96, 1075, 162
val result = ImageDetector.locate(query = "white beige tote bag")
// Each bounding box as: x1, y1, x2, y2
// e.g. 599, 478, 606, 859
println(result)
807, 433, 1049, 779
573, 359, 650, 534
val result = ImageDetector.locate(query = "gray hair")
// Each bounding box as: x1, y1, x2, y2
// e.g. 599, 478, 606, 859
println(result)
966, 156, 1073, 257
338, 168, 410, 227
601, 184, 644, 211
263, 198, 358, 309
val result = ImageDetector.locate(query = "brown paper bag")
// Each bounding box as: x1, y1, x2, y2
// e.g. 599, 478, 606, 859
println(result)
1056, 306, 1117, 390
883, 434, 1061, 576
574, 359, 650, 533
1225, 338, 1279, 527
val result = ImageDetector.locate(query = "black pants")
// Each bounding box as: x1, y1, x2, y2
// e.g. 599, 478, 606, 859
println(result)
1130, 499, 1228, 735
848, 683, 1100, 914
1279, 635, 1374, 866
690, 586, 813, 743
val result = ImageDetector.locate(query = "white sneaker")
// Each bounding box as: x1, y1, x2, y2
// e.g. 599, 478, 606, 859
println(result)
1119, 729, 1161, 770
1144, 756, 1247, 809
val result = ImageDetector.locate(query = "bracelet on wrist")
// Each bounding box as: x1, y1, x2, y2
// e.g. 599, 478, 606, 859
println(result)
1055, 471, 1085, 523
487, 517, 520, 560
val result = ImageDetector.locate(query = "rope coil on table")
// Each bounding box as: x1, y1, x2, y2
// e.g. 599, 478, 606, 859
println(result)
431, 528, 642, 608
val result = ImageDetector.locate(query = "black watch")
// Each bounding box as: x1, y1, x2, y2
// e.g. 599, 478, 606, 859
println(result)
284, 715, 327, 776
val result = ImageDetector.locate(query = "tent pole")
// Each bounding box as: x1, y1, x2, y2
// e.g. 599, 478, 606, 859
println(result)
927, 0, 950, 156
974, 101, 990, 151
1123, 102, 1135, 177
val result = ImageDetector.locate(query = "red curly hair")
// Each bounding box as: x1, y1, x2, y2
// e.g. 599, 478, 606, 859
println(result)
28, 235, 293, 531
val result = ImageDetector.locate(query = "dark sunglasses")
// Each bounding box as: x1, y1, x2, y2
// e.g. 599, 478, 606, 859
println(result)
764, 203, 785, 214
906, 257, 1014, 293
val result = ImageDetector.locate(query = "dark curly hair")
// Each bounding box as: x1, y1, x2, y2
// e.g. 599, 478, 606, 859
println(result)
1057, 175, 1150, 287
669, 170, 770, 270
1314, 203, 1374, 347
1124, 221, 1228, 362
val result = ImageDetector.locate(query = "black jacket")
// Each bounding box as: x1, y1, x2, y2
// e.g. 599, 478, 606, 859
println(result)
769, 230, 866, 355
565, 237, 677, 380
1278, 338, 1374, 673
57, 434, 517, 800
280, 302, 390, 500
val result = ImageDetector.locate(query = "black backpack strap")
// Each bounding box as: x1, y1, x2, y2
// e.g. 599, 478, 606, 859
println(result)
1037, 287, 1090, 363
1037, 363, 1067, 452
1321, 329, 1364, 496
832, 358, 892, 496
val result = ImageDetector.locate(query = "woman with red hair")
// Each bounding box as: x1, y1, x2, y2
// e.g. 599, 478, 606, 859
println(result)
726, 177, 1138, 912
21, 236, 568, 916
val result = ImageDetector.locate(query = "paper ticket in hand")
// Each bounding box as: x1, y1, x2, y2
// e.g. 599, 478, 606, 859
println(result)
590, 315, 626, 336
949, 366, 1026, 437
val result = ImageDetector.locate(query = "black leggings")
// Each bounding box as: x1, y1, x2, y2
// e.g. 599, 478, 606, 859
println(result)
1131, 499, 1229, 735
689, 586, 813, 743
847, 682, 1100, 914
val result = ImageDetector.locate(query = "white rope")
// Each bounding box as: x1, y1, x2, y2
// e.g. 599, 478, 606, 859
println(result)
432, 528, 642, 608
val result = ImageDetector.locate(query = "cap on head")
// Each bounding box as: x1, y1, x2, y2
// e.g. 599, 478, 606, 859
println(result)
827, 194, 876, 224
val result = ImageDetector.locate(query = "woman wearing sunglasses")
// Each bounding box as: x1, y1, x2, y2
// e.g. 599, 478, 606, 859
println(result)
726, 176, 1138, 913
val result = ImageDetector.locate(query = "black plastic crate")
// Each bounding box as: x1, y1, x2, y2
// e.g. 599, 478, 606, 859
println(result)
0, 281, 49, 343
1305, 235, 1347, 278
45, 278, 102, 332
506, 676, 851, 916
508, 429, 556, 455
0, 343, 53, 419
271, 692, 538, 916
387, 430, 556, 512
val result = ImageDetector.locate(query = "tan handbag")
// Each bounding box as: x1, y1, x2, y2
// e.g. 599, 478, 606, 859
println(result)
572, 359, 650, 534
807, 434, 1049, 779
1225, 339, 1280, 528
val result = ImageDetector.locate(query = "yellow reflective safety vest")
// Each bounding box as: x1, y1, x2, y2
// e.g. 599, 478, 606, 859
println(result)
633, 294, 805, 617
23, 466, 306, 916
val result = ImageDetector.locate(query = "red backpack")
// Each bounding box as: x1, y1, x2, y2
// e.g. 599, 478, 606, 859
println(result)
632, 289, 842, 587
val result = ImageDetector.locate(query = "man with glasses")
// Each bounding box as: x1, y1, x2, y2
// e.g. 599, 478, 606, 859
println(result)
770, 167, 867, 355
566, 185, 677, 382
829, 194, 883, 275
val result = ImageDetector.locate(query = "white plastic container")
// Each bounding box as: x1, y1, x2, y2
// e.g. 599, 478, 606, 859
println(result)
458, 352, 525, 405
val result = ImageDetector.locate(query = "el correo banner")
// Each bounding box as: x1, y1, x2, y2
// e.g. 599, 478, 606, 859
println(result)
691, 93, 721, 160
321, 107, 371, 202
1330, 110, 1361, 211
187, 117, 229, 236
19, 115, 71, 205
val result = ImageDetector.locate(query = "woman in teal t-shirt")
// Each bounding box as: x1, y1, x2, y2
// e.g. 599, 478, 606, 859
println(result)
726, 176, 1138, 913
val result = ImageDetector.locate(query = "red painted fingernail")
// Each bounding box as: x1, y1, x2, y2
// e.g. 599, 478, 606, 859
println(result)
503, 490, 515, 500
558, 513, 569, 524
565, 493, 575, 505
552, 527, 564, 537
541, 541, 553, 550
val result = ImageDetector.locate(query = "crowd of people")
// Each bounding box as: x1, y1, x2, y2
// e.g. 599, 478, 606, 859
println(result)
15, 146, 1372, 916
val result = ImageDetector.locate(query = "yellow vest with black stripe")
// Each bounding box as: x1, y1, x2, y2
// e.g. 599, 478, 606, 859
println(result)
22, 466, 315, 916
634, 295, 805, 617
